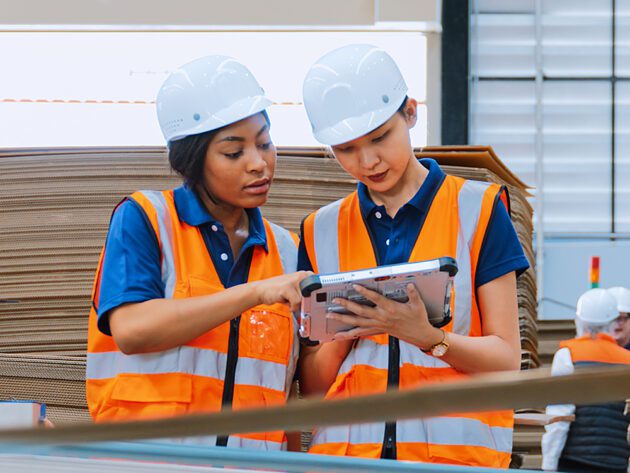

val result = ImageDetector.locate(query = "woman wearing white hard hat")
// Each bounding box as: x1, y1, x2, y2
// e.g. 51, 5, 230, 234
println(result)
298, 44, 529, 467
86, 56, 309, 450
542, 288, 630, 472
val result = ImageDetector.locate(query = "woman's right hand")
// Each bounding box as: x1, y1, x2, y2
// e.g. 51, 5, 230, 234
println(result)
253, 271, 313, 312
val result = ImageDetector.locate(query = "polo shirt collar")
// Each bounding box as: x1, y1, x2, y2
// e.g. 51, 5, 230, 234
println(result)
357, 158, 446, 218
173, 185, 268, 251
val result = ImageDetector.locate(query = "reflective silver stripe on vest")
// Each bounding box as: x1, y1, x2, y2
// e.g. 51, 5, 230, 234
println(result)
145, 435, 286, 450
313, 199, 343, 274
338, 337, 451, 377
87, 347, 287, 393
137, 190, 177, 299
453, 180, 491, 336
267, 220, 298, 274
227, 436, 286, 450
312, 416, 512, 454
265, 221, 299, 396
312, 422, 385, 449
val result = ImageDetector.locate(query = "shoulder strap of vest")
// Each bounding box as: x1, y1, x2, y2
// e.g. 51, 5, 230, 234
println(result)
449, 177, 499, 335
129, 190, 178, 299
265, 220, 298, 274
303, 194, 353, 274
92, 194, 163, 312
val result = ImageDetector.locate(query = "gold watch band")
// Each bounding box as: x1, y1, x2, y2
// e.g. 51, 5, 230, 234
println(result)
421, 328, 446, 353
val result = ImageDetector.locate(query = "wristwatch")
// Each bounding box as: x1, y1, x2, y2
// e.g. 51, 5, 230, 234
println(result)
424, 329, 450, 357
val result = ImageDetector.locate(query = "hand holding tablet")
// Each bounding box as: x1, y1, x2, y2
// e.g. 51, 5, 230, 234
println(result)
299, 257, 458, 343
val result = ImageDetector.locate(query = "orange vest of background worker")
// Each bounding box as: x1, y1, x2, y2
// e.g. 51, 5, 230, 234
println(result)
87, 189, 299, 449
302, 175, 515, 467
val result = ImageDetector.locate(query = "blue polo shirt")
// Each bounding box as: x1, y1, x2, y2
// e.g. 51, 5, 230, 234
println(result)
96, 185, 268, 336
297, 159, 529, 286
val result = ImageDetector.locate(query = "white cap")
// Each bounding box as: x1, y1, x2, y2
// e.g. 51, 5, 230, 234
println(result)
607, 286, 630, 313
156, 55, 272, 143
302, 44, 408, 146
576, 288, 619, 325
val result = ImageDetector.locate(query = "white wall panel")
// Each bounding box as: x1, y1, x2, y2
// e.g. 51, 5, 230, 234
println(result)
0, 31, 429, 147
615, 82, 630, 232
470, 1, 626, 318
471, 81, 536, 185
472, 14, 535, 77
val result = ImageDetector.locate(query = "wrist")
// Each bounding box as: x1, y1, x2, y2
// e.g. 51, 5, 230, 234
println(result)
248, 280, 265, 306
416, 326, 444, 352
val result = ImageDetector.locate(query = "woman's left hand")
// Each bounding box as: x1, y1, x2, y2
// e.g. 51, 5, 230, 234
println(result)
328, 283, 443, 349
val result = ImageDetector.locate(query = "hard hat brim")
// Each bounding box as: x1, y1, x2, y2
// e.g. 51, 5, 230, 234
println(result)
617, 304, 630, 314
313, 96, 406, 147
167, 96, 273, 143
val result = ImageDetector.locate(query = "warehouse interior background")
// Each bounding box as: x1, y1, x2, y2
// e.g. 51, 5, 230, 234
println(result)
1, 2, 630, 472
1, 0, 629, 315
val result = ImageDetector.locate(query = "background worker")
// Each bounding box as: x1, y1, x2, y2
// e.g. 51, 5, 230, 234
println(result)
86, 55, 309, 450
298, 44, 529, 468
542, 288, 630, 472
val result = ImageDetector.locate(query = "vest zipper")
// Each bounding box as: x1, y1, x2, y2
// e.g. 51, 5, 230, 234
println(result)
381, 335, 400, 459
358, 209, 401, 459
216, 315, 241, 447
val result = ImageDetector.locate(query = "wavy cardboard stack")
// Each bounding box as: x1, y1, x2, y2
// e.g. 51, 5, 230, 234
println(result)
0, 146, 537, 426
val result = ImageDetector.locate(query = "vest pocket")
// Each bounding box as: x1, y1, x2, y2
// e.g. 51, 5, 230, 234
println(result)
240, 306, 292, 364
108, 372, 193, 419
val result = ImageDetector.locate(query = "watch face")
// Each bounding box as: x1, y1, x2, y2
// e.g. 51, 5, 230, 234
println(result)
432, 343, 448, 357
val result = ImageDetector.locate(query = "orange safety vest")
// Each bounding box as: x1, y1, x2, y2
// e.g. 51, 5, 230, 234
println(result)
559, 333, 630, 366
302, 175, 514, 467
86, 190, 299, 450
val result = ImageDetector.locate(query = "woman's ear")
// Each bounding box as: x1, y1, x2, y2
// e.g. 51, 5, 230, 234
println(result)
403, 98, 418, 128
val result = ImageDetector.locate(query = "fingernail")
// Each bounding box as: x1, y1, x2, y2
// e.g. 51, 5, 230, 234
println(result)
332, 298, 340, 304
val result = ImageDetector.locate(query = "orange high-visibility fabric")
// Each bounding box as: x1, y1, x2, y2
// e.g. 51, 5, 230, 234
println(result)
303, 175, 514, 467
86, 190, 296, 447
309, 443, 512, 467
559, 333, 630, 365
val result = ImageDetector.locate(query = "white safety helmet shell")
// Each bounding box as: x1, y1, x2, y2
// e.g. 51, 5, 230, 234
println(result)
156, 55, 272, 143
607, 286, 630, 313
576, 288, 619, 325
302, 44, 408, 146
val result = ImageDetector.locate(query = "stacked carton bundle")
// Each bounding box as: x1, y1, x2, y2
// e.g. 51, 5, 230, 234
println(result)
0, 145, 537, 426
417, 146, 538, 369
0, 354, 90, 425
0, 148, 180, 355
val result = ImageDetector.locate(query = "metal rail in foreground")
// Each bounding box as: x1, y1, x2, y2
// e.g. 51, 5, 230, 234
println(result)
0, 366, 628, 446
0, 441, 541, 473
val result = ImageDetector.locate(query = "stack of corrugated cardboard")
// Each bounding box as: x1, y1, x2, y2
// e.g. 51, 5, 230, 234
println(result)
0, 146, 537, 426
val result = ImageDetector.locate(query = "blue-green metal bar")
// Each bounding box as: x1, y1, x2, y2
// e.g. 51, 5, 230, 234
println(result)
0, 441, 542, 473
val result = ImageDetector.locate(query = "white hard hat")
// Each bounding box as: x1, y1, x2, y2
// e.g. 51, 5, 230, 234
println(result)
607, 286, 630, 313
156, 55, 272, 143
576, 288, 619, 325
302, 44, 408, 146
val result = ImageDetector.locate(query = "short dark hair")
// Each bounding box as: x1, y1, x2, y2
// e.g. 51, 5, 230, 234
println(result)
397, 95, 409, 115
167, 110, 270, 188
